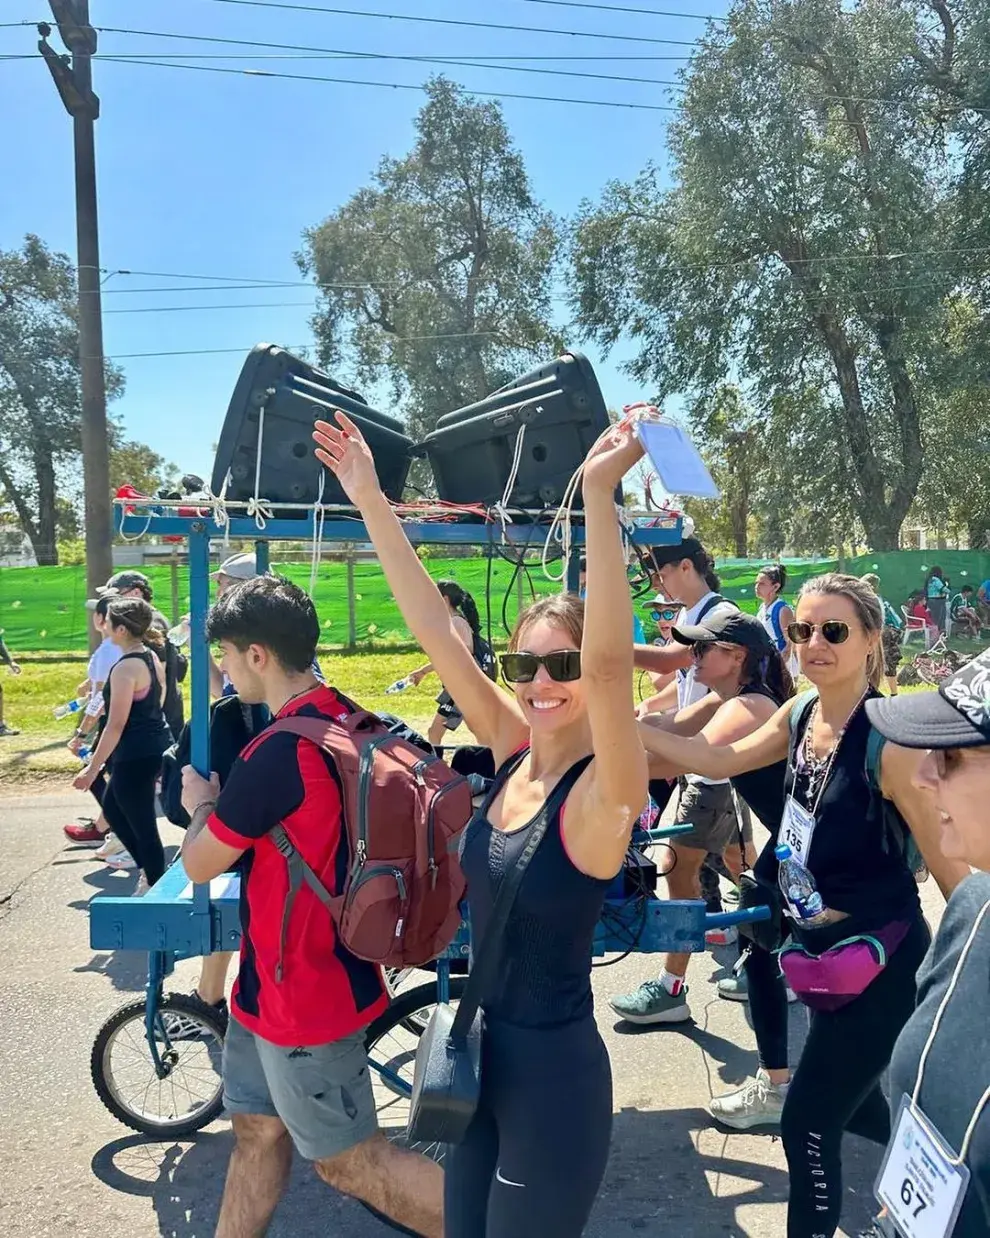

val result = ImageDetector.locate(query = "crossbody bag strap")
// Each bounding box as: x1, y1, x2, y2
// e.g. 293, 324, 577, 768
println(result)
448, 754, 593, 1044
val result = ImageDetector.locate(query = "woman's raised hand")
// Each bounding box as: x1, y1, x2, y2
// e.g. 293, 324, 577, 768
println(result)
313, 410, 382, 505
582, 415, 645, 493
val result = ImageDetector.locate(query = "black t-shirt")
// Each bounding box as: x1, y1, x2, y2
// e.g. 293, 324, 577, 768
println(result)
888, 872, 990, 1234
755, 693, 920, 933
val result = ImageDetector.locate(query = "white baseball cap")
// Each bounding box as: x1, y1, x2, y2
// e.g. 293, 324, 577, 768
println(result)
211, 552, 259, 581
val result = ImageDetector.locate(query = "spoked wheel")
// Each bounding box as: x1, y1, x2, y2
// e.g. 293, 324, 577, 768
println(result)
364, 978, 467, 1165
91, 993, 226, 1137
385, 967, 445, 1036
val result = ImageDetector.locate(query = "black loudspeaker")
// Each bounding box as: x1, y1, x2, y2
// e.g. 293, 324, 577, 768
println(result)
211, 345, 414, 512
419, 351, 612, 509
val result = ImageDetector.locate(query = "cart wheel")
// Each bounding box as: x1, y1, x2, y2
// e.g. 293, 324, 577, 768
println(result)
91, 993, 227, 1137
385, 967, 449, 1037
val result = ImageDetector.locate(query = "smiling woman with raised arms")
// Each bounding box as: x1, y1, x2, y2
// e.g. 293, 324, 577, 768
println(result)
313, 411, 648, 1238
636, 573, 969, 1238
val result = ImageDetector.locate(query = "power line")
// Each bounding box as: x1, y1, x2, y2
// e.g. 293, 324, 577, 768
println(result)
200, 0, 703, 47
84, 25, 685, 86
520, 0, 716, 18
98, 56, 682, 112
100, 330, 515, 360
103, 300, 318, 314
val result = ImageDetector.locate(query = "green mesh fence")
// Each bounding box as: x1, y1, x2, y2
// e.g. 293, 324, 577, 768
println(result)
2, 549, 987, 652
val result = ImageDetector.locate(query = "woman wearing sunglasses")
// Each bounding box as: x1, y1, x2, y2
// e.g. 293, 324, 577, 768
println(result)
313, 410, 648, 1238
620, 573, 967, 1238
861, 650, 990, 1238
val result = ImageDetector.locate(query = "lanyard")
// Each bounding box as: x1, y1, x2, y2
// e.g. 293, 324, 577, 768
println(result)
909, 897, 990, 1166
797, 689, 869, 818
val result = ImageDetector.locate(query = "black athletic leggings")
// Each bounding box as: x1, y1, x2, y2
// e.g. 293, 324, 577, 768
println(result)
444, 1018, 612, 1237
101, 755, 165, 886
745, 939, 790, 1072
781, 915, 930, 1238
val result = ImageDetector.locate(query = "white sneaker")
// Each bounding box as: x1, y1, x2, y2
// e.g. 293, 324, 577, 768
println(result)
95, 832, 126, 861
709, 1068, 788, 1130
104, 850, 137, 870
133, 873, 150, 897
705, 925, 738, 948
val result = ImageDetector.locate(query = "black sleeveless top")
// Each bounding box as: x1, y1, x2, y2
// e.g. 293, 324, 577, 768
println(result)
459, 749, 611, 1030
730, 684, 787, 827
103, 649, 173, 763
755, 691, 920, 934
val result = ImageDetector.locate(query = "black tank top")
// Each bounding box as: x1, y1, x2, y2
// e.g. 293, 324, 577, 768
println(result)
103, 649, 172, 763
755, 691, 920, 932
730, 684, 787, 827
459, 750, 610, 1030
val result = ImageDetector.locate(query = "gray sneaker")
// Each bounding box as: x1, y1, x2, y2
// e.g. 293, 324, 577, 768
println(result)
716, 973, 800, 1004
709, 1069, 788, 1130
608, 979, 691, 1025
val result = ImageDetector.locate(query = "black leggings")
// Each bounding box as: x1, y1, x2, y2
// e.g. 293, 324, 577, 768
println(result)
781, 916, 930, 1238
445, 1019, 612, 1237
746, 939, 790, 1072
101, 755, 165, 886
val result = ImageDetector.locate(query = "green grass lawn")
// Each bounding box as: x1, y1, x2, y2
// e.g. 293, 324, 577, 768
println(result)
0, 647, 951, 790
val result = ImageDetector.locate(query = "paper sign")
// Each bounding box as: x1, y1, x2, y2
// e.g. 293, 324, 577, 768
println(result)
635, 420, 721, 499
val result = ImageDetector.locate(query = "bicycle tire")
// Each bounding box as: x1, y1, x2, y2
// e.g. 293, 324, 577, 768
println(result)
365, 976, 468, 1051
91, 993, 227, 1138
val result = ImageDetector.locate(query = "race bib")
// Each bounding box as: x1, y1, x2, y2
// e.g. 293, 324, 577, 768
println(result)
876, 1095, 970, 1238
779, 795, 816, 866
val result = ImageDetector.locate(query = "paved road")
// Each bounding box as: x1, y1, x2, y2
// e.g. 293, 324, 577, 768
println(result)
0, 790, 946, 1237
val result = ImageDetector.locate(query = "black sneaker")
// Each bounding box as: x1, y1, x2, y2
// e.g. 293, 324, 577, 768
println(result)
163, 993, 229, 1040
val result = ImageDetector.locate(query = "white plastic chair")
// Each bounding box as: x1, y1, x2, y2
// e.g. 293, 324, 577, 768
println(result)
902, 606, 931, 648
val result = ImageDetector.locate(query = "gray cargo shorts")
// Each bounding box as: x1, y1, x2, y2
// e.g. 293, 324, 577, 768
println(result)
674, 779, 743, 855
223, 1017, 378, 1161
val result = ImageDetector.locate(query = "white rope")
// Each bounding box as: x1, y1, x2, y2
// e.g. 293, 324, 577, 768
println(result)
116, 510, 154, 542
309, 468, 327, 598
246, 403, 273, 529
491, 419, 530, 543
205, 471, 232, 549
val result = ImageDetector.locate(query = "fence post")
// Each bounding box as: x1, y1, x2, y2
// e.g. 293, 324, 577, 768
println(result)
346, 551, 357, 651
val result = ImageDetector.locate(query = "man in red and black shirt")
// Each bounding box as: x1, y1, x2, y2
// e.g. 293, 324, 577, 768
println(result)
180, 575, 442, 1238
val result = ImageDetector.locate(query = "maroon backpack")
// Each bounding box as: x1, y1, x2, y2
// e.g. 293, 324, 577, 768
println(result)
261, 710, 472, 975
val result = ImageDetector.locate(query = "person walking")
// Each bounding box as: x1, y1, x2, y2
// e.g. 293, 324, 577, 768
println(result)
756, 563, 797, 677
863, 649, 990, 1238
629, 573, 968, 1238
72, 598, 172, 889
179, 575, 443, 1237
405, 580, 496, 748
313, 408, 648, 1238
610, 609, 793, 1027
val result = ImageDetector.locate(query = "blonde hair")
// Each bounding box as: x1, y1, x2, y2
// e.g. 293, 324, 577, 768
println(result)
798, 573, 884, 688
508, 593, 584, 652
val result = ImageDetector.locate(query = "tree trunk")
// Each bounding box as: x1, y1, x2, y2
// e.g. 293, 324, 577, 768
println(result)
32, 448, 59, 565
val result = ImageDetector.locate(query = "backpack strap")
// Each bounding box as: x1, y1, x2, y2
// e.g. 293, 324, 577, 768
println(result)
253, 712, 383, 983
783, 689, 818, 801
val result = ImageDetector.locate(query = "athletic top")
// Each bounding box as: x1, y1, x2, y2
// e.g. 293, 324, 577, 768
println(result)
757, 598, 789, 653
926, 576, 949, 601
102, 650, 173, 763
207, 683, 388, 1046
729, 684, 787, 828
676, 592, 735, 786
888, 872, 990, 1236
756, 691, 920, 933
459, 749, 610, 1029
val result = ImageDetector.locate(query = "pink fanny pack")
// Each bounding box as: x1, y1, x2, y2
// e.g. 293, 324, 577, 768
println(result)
777, 921, 910, 1012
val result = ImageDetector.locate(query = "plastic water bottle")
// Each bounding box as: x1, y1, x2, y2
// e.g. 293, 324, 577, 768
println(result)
385, 678, 411, 695
53, 697, 87, 720
167, 618, 190, 647
78, 746, 91, 761
775, 844, 830, 926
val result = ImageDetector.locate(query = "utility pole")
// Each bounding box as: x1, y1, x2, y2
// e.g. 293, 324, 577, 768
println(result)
39, 1, 112, 609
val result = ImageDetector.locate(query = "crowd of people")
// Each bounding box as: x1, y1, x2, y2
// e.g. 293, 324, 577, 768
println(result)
24, 413, 985, 1236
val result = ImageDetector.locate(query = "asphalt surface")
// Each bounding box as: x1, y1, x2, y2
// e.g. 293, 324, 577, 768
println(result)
0, 789, 948, 1237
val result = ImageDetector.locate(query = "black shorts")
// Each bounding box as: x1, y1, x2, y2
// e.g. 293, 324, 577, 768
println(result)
436, 688, 464, 731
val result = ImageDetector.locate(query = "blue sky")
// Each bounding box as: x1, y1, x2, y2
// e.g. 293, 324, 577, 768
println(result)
1, 0, 725, 482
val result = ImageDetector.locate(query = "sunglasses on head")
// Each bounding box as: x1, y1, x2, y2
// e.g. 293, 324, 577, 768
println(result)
787, 620, 850, 645
650, 607, 678, 622
499, 650, 582, 684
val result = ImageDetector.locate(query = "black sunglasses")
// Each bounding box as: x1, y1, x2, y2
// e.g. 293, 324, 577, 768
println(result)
787, 620, 850, 645
650, 607, 678, 622
499, 650, 582, 684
